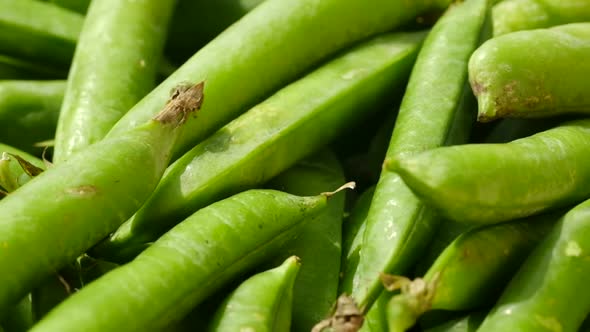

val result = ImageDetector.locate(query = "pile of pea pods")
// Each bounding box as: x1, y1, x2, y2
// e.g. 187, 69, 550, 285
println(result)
1, 0, 590, 331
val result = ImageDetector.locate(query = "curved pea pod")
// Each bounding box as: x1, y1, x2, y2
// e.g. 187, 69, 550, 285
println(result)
477, 198, 590, 332
29, 187, 349, 332
91, 30, 426, 261
53, 0, 177, 163
266, 151, 346, 332
424, 311, 486, 332
0, 81, 64, 154
208, 256, 300, 332
0, 0, 82, 70
0, 55, 67, 80
388, 119, 590, 224
492, 0, 590, 36
383, 212, 560, 332
470, 23, 590, 121
351, 0, 491, 313
0, 83, 203, 311
107, 0, 452, 158
340, 185, 375, 295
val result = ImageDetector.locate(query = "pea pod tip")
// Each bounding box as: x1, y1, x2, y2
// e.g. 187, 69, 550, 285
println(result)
321, 181, 356, 198
153, 81, 205, 126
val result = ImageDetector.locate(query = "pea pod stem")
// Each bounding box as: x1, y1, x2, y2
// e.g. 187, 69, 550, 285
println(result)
351, 0, 491, 313
52, 0, 177, 163
30, 189, 330, 331
0, 82, 203, 311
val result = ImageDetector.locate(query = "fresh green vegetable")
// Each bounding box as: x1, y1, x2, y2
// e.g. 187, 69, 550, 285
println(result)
91, 30, 425, 261
30, 187, 347, 331
352, 0, 490, 313
47, 0, 90, 14
477, 198, 590, 332
0, 82, 203, 311
0, 0, 82, 69
470, 23, 590, 121
107, 0, 453, 159
0, 81, 64, 154
389, 119, 590, 224
383, 211, 560, 332
208, 256, 300, 332
267, 150, 346, 332
53, 0, 177, 163
492, 0, 590, 36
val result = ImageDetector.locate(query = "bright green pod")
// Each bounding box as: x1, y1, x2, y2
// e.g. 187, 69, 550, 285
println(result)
92, 31, 425, 261
53, 0, 177, 163
47, 0, 90, 14
492, 0, 590, 36
470, 23, 590, 121
266, 151, 346, 332
0, 81, 64, 155
107, 0, 452, 158
384, 212, 559, 332
30, 188, 338, 331
0, 0, 82, 69
0, 83, 203, 311
352, 0, 491, 313
208, 256, 301, 332
477, 198, 590, 332
389, 119, 590, 225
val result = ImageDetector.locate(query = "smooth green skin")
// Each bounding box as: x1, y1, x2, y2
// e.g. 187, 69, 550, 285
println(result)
425, 312, 486, 332
31, 189, 327, 332
107, 0, 452, 159
423, 213, 558, 310
266, 150, 345, 332
340, 185, 375, 295
0, 143, 45, 192
0, 113, 181, 310
390, 119, 590, 225
53, 0, 177, 163
0, 0, 82, 69
208, 256, 300, 332
477, 198, 590, 332
92, 31, 425, 261
492, 0, 590, 36
0, 55, 67, 80
470, 23, 590, 121
361, 292, 392, 332
353, 0, 491, 312
0, 295, 34, 332
165, 0, 265, 65
0, 81, 64, 154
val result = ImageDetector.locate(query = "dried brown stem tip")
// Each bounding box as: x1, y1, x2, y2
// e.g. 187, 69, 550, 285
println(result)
312, 294, 364, 332
154, 81, 205, 126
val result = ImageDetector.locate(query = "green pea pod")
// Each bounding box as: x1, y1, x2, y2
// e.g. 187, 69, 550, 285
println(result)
470, 23, 590, 121
384, 211, 560, 332
0, 81, 64, 154
340, 186, 375, 295
352, 0, 491, 312
53, 0, 177, 163
0, 83, 203, 311
91, 30, 425, 261
0, 0, 82, 70
107, 0, 452, 159
266, 150, 345, 331
165, 0, 265, 65
477, 198, 590, 332
0, 295, 34, 332
208, 256, 301, 331
30, 187, 348, 331
492, 0, 590, 36
0, 55, 67, 80
424, 311, 486, 332
388, 119, 590, 225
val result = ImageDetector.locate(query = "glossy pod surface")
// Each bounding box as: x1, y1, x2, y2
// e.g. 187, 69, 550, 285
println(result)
390, 119, 590, 224
470, 23, 590, 121
31, 190, 328, 332
94, 31, 425, 261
